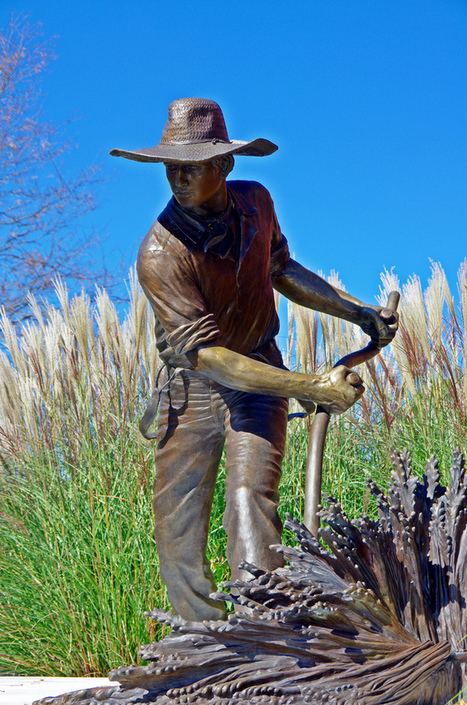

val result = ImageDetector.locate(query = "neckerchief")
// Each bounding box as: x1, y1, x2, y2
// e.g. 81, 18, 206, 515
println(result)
158, 196, 240, 260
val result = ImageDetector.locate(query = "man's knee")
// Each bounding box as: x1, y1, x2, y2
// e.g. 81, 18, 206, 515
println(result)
224, 483, 282, 536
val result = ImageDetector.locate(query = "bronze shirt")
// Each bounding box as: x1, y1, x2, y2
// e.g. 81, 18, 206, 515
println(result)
137, 181, 290, 369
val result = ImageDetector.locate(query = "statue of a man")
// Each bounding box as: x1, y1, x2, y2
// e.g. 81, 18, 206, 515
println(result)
110, 98, 397, 622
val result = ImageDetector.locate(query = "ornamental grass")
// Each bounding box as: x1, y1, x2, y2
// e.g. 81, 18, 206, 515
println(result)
0, 261, 466, 676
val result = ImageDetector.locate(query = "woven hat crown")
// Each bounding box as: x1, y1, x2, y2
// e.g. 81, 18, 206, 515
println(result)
160, 98, 229, 145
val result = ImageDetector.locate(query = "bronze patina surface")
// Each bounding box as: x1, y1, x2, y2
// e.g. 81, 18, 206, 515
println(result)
109, 98, 397, 621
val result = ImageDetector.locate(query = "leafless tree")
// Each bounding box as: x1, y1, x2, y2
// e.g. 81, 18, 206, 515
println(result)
0, 15, 115, 323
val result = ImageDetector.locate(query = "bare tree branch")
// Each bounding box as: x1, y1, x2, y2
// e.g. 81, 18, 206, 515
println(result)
0, 15, 120, 323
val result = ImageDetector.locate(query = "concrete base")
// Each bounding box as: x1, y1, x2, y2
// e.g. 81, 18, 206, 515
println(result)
0, 677, 113, 705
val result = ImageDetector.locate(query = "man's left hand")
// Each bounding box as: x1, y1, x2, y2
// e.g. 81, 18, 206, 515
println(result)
358, 306, 399, 348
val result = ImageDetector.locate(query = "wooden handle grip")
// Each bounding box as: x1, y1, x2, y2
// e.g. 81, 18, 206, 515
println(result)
379, 291, 400, 321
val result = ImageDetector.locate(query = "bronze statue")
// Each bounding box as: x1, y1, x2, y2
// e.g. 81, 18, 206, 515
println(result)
109, 98, 398, 623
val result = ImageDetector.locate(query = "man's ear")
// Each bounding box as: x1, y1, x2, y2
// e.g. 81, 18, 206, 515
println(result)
217, 155, 235, 178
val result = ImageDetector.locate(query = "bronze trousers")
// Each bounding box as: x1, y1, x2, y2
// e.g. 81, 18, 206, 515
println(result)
153, 368, 288, 621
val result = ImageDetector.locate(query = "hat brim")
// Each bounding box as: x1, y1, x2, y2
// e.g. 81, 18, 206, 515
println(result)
109, 138, 277, 163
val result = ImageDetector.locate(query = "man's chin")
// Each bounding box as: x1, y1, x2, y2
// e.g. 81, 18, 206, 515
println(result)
174, 194, 196, 208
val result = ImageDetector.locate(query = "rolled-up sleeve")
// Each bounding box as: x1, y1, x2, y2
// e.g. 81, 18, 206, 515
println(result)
137, 241, 220, 356
269, 203, 290, 279
270, 235, 290, 278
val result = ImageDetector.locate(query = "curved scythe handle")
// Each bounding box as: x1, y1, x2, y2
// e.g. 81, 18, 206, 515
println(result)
303, 291, 400, 537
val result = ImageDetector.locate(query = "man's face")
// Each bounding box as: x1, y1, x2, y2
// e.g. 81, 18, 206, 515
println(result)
164, 161, 226, 215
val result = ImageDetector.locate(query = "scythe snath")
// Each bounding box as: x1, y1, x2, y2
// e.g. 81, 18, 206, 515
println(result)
304, 290, 400, 536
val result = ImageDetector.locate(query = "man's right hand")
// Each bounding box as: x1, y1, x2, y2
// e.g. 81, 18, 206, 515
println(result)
303, 365, 365, 414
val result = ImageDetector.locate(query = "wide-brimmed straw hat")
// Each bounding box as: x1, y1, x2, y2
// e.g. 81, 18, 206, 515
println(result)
109, 98, 278, 163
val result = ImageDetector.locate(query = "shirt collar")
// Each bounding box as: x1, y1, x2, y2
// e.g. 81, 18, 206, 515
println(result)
157, 182, 258, 263
158, 196, 237, 259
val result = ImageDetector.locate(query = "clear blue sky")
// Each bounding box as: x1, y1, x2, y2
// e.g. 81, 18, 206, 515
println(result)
2, 0, 467, 314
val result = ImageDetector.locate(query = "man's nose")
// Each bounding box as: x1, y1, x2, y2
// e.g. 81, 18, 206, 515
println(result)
174, 167, 188, 186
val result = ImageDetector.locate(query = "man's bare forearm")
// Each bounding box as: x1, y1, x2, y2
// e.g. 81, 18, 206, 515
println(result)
273, 258, 398, 346
273, 259, 364, 322
187, 345, 363, 414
